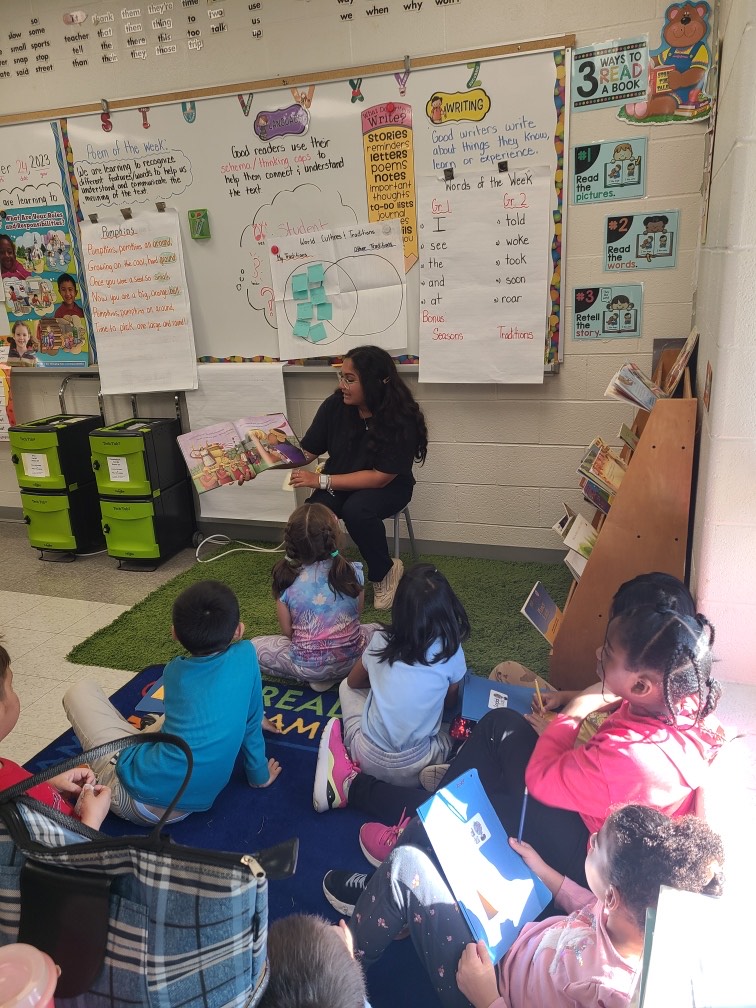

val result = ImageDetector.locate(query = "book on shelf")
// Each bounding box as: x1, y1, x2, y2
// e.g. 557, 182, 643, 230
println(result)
177, 413, 307, 494
564, 548, 588, 581
618, 422, 639, 452
577, 437, 627, 497
662, 328, 698, 396
605, 362, 667, 412
580, 476, 613, 515
520, 580, 563, 644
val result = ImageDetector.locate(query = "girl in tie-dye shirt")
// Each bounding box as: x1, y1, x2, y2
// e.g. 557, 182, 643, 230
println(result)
252, 503, 381, 692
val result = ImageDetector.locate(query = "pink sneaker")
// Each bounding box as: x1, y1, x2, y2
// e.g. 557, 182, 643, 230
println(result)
313, 717, 360, 813
359, 811, 411, 867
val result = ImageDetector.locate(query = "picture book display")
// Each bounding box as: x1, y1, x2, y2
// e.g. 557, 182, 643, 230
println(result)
418, 769, 551, 963
662, 328, 698, 396
578, 438, 627, 498
520, 581, 563, 645
177, 413, 307, 494
605, 363, 667, 412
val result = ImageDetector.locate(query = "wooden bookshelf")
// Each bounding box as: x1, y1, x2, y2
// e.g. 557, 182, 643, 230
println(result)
548, 386, 697, 690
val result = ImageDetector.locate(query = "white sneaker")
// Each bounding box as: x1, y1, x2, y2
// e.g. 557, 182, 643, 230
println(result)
419, 763, 449, 792
372, 558, 404, 610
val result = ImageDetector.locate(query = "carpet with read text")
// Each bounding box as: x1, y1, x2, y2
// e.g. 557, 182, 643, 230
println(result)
25, 666, 438, 1008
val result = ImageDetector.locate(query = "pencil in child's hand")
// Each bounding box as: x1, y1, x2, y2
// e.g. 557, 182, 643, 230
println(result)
534, 680, 544, 713
517, 787, 528, 842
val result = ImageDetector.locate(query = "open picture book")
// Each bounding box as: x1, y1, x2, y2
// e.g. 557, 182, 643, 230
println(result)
177, 413, 307, 494
605, 362, 667, 412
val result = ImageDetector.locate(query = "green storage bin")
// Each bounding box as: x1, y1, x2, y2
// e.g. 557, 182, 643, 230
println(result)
90, 418, 184, 498
10, 414, 102, 491
100, 481, 194, 562
20, 486, 104, 553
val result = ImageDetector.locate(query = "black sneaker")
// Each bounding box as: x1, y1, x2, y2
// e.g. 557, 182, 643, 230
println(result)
322, 869, 374, 916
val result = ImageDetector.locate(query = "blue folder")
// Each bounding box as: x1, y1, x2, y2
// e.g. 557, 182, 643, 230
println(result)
417, 768, 551, 963
460, 672, 536, 721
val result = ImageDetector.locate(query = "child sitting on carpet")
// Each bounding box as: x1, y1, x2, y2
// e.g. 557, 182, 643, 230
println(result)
260, 915, 368, 1008
252, 503, 382, 692
316, 563, 469, 796
348, 804, 724, 1008
63, 579, 281, 826
0, 637, 111, 828
489, 571, 699, 747
317, 583, 729, 887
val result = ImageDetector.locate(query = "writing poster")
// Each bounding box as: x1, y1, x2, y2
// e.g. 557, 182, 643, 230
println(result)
62, 48, 565, 361
80, 209, 197, 394
604, 211, 679, 271
571, 37, 648, 112
417, 166, 551, 384
269, 219, 407, 359
573, 284, 643, 340
572, 138, 647, 204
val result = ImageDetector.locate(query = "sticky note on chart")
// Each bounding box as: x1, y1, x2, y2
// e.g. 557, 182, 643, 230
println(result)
297, 302, 313, 321
293, 320, 310, 338
309, 322, 328, 343
316, 302, 332, 321
310, 285, 327, 305
307, 263, 324, 285
292, 273, 308, 295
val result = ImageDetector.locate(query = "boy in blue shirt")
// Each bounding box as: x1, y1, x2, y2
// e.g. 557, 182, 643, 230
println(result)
64, 579, 281, 824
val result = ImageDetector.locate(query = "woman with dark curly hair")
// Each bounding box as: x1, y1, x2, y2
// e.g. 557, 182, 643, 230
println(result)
289, 345, 428, 610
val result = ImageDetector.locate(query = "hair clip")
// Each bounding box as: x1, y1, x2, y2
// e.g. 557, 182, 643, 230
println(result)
330, 549, 339, 558
284, 554, 298, 566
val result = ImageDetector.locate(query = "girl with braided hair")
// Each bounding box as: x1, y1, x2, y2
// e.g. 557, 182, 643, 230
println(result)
524, 603, 726, 839
251, 503, 382, 692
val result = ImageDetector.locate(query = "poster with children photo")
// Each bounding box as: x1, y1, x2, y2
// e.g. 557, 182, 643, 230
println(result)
0, 207, 90, 368
604, 212, 679, 271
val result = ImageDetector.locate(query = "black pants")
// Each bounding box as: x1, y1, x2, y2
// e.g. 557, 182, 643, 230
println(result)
308, 477, 413, 583
349, 708, 590, 886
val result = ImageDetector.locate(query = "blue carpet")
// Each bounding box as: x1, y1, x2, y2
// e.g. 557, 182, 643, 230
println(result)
25, 667, 438, 1008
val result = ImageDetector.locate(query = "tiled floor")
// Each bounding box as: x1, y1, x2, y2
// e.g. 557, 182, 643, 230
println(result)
1, 518, 197, 765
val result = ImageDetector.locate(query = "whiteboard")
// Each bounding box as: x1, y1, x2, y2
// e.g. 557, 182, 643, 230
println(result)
62, 45, 566, 364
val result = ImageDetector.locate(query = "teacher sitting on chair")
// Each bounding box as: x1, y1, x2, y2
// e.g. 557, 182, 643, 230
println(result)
290, 345, 427, 611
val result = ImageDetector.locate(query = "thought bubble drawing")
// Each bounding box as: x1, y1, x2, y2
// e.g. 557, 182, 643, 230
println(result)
238, 184, 358, 327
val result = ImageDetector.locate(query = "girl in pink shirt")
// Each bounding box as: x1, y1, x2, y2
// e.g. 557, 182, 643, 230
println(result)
351, 804, 723, 1008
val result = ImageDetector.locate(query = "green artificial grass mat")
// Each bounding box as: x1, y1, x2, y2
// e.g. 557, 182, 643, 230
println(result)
67, 545, 573, 678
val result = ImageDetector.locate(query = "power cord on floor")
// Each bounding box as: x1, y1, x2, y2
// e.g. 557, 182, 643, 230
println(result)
194, 533, 285, 564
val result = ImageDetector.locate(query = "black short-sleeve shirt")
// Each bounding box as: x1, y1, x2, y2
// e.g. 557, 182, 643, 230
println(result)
300, 391, 416, 481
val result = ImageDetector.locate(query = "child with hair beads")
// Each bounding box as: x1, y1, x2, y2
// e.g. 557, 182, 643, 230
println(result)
320, 581, 728, 896
0, 637, 111, 829
64, 579, 280, 825
315, 563, 469, 798
349, 804, 723, 1008
260, 915, 368, 1008
252, 503, 382, 692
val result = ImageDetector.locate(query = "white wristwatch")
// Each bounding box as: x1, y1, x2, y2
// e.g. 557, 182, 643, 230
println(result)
318, 473, 329, 491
